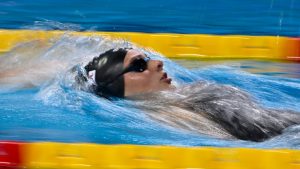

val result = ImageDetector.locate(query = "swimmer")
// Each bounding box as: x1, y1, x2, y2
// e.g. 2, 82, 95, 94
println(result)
76, 48, 300, 142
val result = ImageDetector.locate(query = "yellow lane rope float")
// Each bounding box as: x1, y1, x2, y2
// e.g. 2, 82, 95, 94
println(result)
0, 29, 299, 61
1, 141, 300, 169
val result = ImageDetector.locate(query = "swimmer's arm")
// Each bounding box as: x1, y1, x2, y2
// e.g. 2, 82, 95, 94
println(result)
149, 106, 234, 139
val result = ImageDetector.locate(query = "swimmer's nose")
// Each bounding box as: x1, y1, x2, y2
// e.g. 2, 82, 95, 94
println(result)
148, 60, 163, 72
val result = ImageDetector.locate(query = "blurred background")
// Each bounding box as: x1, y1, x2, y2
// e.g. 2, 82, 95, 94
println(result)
1, 0, 300, 36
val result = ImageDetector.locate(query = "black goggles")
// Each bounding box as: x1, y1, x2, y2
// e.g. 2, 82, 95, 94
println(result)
126, 56, 150, 73
101, 56, 150, 86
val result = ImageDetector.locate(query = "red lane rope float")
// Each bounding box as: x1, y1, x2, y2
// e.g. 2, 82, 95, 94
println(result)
0, 141, 22, 169
283, 37, 300, 62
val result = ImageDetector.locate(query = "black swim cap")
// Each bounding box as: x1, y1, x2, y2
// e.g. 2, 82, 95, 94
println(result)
84, 48, 128, 97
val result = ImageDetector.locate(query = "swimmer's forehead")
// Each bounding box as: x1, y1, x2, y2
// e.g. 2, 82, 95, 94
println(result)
124, 49, 147, 67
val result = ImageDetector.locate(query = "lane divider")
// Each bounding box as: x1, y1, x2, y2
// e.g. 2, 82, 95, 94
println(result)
1, 141, 300, 169
0, 141, 22, 169
0, 29, 299, 61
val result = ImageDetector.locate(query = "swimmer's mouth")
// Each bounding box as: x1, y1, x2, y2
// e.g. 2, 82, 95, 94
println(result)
160, 72, 172, 84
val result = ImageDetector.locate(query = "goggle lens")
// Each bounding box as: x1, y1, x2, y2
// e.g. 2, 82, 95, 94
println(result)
128, 56, 150, 72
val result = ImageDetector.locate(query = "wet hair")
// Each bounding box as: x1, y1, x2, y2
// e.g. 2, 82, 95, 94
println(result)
84, 48, 128, 97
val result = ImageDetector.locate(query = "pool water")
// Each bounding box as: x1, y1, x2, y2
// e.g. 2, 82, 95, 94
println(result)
1, 0, 300, 36
0, 35, 300, 149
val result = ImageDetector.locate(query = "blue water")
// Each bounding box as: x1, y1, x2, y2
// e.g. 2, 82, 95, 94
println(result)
0, 35, 300, 148
0, 0, 300, 36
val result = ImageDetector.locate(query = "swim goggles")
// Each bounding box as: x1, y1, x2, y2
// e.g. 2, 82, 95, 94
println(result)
100, 56, 151, 86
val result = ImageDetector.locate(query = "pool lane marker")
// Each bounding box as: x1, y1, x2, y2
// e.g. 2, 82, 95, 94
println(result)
285, 37, 300, 61
0, 141, 22, 169
1, 141, 300, 169
0, 29, 299, 62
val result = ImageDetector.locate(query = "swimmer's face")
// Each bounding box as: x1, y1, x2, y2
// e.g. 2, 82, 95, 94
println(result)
123, 50, 172, 97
